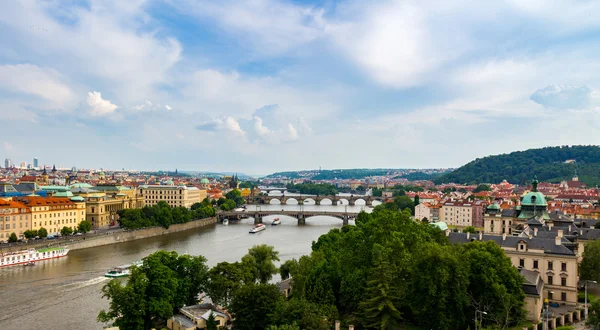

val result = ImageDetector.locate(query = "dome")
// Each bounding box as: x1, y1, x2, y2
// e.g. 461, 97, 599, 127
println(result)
521, 191, 547, 207
487, 203, 500, 210
200, 178, 210, 184
430, 221, 448, 231
165, 180, 174, 185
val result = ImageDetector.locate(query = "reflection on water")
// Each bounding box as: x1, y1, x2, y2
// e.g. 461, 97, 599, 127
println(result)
0, 213, 347, 330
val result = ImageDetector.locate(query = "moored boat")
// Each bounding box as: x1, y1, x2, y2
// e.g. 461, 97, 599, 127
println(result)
223, 218, 229, 225
272, 218, 281, 226
249, 223, 266, 233
0, 247, 69, 268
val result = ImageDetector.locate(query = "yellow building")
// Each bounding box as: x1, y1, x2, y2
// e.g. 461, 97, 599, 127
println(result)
139, 185, 204, 208
0, 200, 31, 242
76, 184, 145, 229
16, 196, 86, 236
240, 188, 251, 197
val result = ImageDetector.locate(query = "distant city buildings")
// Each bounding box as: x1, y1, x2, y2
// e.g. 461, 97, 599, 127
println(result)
33, 157, 38, 168
4, 158, 12, 169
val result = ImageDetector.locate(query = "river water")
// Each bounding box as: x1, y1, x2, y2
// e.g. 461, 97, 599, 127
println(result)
0, 203, 371, 330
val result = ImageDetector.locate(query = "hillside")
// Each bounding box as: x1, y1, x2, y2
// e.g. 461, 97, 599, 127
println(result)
435, 145, 600, 186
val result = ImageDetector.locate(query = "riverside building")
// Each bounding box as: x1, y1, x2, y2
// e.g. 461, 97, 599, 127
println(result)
139, 184, 206, 208
15, 196, 86, 236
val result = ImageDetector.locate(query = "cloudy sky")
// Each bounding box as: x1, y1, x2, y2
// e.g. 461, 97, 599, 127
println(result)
2, 0, 600, 175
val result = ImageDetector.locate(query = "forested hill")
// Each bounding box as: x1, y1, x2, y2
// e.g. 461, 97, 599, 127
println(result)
434, 145, 600, 186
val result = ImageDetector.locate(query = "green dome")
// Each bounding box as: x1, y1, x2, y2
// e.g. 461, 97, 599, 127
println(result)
200, 178, 210, 184
430, 221, 448, 231
521, 191, 547, 206
165, 180, 174, 185
487, 203, 500, 210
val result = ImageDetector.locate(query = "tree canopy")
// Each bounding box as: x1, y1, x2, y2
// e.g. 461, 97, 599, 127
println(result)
580, 240, 600, 282
286, 183, 338, 195
118, 201, 216, 230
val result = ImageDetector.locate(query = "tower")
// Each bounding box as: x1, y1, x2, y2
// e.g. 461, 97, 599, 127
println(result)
33, 157, 39, 168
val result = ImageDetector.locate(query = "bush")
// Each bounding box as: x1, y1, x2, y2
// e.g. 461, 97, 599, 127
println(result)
8, 232, 18, 243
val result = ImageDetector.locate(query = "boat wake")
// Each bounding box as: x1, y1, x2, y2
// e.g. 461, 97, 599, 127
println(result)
64, 276, 109, 291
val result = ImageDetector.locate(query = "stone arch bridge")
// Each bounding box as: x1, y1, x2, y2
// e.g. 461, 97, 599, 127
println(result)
251, 194, 388, 206
217, 209, 361, 226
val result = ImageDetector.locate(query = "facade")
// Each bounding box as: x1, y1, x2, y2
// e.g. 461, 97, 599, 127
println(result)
414, 202, 441, 221
440, 200, 484, 228
483, 204, 514, 235
139, 185, 205, 208
0, 200, 31, 242
16, 197, 86, 235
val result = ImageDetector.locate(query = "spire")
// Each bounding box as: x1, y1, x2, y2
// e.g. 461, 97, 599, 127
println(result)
52, 164, 57, 172
42, 165, 47, 175
531, 176, 539, 192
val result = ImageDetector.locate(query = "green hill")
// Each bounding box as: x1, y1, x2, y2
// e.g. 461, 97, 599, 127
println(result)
434, 145, 600, 186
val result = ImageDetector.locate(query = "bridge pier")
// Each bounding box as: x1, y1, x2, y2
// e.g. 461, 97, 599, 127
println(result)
349, 200, 355, 206
315, 200, 321, 206
342, 216, 349, 226
298, 216, 305, 225
254, 216, 263, 224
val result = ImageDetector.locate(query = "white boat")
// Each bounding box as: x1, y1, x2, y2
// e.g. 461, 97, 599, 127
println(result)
272, 218, 281, 226
223, 219, 229, 225
104, 261, 142, 278
0, 247, 69, 268
249, 223, 266, 233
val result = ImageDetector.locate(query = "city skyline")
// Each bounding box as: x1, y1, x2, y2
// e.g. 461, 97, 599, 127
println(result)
2, 1, 600, 174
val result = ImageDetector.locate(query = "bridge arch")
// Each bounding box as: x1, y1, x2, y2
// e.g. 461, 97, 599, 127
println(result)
319, 198, 334, 205
338, 198, 349, 205
371, 200, 383, 206
354, 198, 367, 206
267, 198, 282, 205
284, 197, 299, 205
302, 198, 316, 205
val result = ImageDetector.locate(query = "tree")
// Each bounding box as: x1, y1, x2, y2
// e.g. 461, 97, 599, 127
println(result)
269, 298, 334, 330
596, 222, 600, 230
8, 232, 18, 243
266, 325, 300, 330
78, 220, 92, 234
414, 194, 420, 205
279, 259, 298, 281
242, 244, 280, 284
581, 240, 600, 282
206, 312, 218, 330
473, 184, 492, 193
463, 226, 477, 233
61, 226, 73, 236
207, 261, 252, 307
38, 227, 48, 238
23, 229, 38, 239
230, 283, 284, 330
587, 299, 600, 330
394, 196, 415, 214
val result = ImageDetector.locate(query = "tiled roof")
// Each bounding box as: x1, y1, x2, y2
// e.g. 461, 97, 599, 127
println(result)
447, 232, 575, 256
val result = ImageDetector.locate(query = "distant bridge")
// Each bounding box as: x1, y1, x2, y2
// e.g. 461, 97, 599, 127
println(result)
258, 186, 288, 193
217, 209, 361, 225
250, 194, 388, 206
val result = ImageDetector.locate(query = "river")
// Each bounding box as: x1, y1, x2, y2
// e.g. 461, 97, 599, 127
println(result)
0, 203, 371, 330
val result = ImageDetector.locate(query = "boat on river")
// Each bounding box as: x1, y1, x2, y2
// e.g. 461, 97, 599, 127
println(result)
272, 218, 281, 226
249, 223, 266, 233
223, 219, 229, 225
0, 247, 69, 268
104, 261, 142, 278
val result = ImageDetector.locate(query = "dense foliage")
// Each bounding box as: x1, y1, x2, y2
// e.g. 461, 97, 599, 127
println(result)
286, 183, 338, 195
372, 185, 424, 197
98, 251, 209, 330
435, 145, 600, 185
399, 171, 446, 181
580, 240, 600, 283
117, 200, 216, 230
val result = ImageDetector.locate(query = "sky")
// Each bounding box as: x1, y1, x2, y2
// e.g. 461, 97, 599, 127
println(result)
2, 0, 600, 175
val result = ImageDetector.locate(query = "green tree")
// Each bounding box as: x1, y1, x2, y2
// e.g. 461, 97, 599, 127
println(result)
269, 298, 334, 330
394, 196, 415, 214
279, 259, 298, 281
581, 240, 600, 282
414, 194, 420, 205
242, 244, 280, 284
587, 299, 600, 330
266, 325, 300, 330
61, 226, 73, 236
8, 232, 18, 243
595, 222, 600, 229
463, 226, 477, 233
98, 267, 148, 330
38, 227, 48, 238
230, 283, 284, 330
77, 220, 92, 234
473, 184, 492, 193
206, 312, 218, 330
23, 230, 37, 239
207, 261, 252, 307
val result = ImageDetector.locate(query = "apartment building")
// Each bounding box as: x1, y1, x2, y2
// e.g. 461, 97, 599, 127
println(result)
16, 196, 86, 235
139, 185, 206, 208
414, 202, 441, 221
0, 200, 31, 241
483, 204, 515, 234
440, 200, 485, 228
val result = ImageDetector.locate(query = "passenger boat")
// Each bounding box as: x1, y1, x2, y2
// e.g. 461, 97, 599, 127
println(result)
104, 261, 142, 278
0, 247, 69, 268
272, 218, 281, 226
223, 219, 229, 225
249, 223, 266, 233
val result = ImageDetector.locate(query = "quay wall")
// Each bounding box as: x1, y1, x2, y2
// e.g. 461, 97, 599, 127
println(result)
4, 217, 217, 252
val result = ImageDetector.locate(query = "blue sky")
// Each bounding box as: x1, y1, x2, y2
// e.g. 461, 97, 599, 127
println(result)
2, 0, 600, 175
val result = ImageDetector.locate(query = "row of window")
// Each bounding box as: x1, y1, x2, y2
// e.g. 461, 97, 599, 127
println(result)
33, 219, 78, 227
33, 211, 81, 219
548, 291, 568, 301
519, 259, 567, 272
3, 222, 29, 229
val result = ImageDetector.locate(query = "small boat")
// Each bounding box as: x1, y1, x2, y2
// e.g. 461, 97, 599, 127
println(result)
272, 218, 281, 226
104, 261, 142, 278
23, 261, 35, 267
249, 223, 266, 233
223, 219, 229, 225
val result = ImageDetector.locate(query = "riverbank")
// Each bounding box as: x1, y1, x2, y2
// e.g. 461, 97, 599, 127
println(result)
2, 217, 217, 252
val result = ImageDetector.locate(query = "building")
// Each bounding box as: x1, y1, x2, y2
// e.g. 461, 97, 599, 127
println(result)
33, 157, 38, 168
15, 196, 86, 236
483, 204, 515, 235
520, 268, 544, 323
448, 230, 579, 306
440, 200, 485, 228
139, 184, 205, 208
0, 200, 31, 242
4, 158, 12, 169
167, 304, 230, 330
414, 202, 441, 221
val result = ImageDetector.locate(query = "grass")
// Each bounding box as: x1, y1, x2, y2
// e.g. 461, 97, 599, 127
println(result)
578, 291, 598, 303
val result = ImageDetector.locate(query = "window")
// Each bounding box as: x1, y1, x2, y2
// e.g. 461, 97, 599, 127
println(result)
519, 259, 525, 267
561, 262, 567, 272
548, 275, 553, 285
561, 278, 567, 286
548, 261, 553, 270
561, 292, 567, 301
533, 259, 538, 269
549, 291, 553, 300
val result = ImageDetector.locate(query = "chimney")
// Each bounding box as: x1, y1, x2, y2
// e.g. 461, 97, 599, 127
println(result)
467, 232, 470, 240
335, 321, 340, 330
479, 231, 483, 240
558, 229, 563, 238
502, 233, 507, 241
555, 235, 561, 246
548, 222, 553, 230
534, 227, 538, 237
445, 229, 451, 236
568, 225, 572, 232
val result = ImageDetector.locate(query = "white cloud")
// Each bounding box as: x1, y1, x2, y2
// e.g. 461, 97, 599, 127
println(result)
530, 85, 598, 110
286, 123, 298, 141
196, 116, 245, 136
253, 116, 274, 139
3, 142, 13, 151
87, 91, 118, 116
0, 64, 74, 106
165, 105, 173, 111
